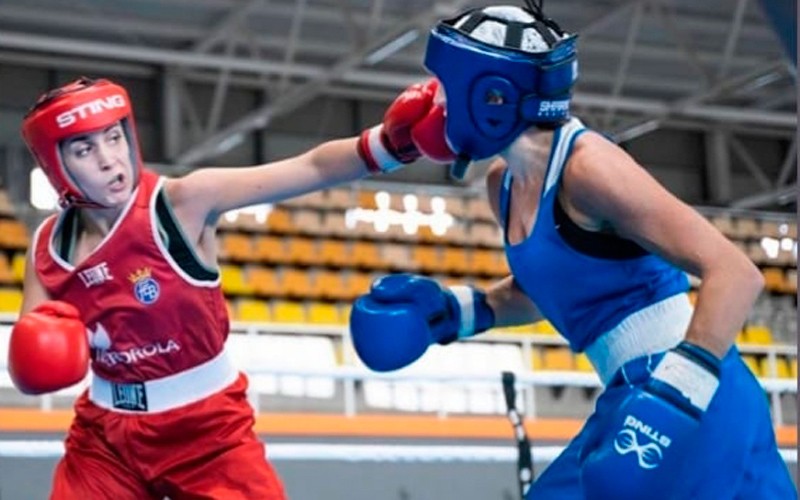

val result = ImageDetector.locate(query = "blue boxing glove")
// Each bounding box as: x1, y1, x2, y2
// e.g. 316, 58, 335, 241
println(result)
349, 273, 495, 372
580, 342, 721, 500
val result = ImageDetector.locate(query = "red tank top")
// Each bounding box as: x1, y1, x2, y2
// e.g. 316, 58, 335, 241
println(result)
33, 169, 229, 382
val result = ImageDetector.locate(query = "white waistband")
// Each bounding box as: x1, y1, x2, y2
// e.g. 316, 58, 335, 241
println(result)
584, 294, 693, 385
89, 350, 239, 413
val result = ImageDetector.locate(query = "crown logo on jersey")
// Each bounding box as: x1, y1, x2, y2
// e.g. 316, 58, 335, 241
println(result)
128, 266, 152, 284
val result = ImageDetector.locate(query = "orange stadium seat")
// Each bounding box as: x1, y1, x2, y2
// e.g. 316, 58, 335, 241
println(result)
218, 233, 255, 262
253, 235, 289, 265
343, 272, 374, 301
412, 246, 441, 274
762, 268, 785, 292
351, 241, 383, 269
314, 270, 348, 301
248, 266, 279, 297
266, 207, 295, 234
319, 239, 351, 268
442, 247, 470, 275
286, 237, 318, 266
0, 288, 23, 313
236, 298, 272, 322
281, 268, 314, 299
0, 219, 29, 250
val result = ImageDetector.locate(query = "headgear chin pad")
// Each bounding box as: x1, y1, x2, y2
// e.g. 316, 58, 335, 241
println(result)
21, 77, 143, 208
423, 5, 578, 177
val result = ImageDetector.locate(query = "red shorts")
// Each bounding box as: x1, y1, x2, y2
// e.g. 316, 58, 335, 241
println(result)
50, 374, 286, 499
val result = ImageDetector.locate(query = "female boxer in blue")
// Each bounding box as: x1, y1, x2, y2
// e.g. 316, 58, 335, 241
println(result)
350, 4, 796, 499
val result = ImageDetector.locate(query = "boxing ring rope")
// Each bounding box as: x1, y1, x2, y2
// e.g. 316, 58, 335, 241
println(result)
0, 440, 795, 464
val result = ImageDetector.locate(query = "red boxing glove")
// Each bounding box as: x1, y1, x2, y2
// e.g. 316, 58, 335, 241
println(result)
410, 104, 457, 163
358, 79, 455, 173
8, 301, 90, 395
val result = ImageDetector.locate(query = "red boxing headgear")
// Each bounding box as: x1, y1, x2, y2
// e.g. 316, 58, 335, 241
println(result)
21, 77, 143, 208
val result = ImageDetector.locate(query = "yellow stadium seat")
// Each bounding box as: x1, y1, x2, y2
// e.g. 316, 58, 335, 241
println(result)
740, 355, 761, 377
236, 299, 272, 322
10, 253, 26, 283
308, 302, 340, 324
743, 325, 774, 345
219, 264, 253, 295
791, 358, 798, 378
501, 324, 536, 335
542, 347, 574, 371
338, 302, 352, 325
574, 353, 594, 372
272, 300, 306, 323
530, 348, 544, 370
224, 299, 234, 319
532, 320, 559, 336
0, 287, 23, 313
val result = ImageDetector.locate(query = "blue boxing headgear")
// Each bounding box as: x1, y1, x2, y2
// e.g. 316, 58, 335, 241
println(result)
424, 5, 578, 178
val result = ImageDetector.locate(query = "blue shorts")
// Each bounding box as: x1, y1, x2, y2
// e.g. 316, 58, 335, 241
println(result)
528, 347, 797, 499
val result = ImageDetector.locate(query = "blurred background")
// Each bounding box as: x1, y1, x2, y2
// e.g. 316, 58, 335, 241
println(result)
0, 0, 796, 498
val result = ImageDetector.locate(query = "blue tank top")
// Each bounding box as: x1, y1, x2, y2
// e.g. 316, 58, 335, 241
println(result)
501, 118, 689, 352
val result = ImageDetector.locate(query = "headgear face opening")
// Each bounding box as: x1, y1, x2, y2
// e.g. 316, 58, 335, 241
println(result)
21, 77, 143, 208
423, 5, 578, 178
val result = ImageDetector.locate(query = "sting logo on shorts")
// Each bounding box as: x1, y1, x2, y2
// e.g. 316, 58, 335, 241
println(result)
128, 266, 160, 305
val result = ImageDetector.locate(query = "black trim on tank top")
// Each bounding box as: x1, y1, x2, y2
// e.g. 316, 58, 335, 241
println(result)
553, 196, 649, 259
58, 208, 78, 262
155, 191, 219, 281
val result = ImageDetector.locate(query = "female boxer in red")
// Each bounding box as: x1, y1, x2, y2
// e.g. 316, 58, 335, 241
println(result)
8, 76, 452, 499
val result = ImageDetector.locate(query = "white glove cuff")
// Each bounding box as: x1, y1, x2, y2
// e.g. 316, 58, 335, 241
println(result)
448, 285, 475, 339
364, 125, 404, 173
652, 350, 720, 412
